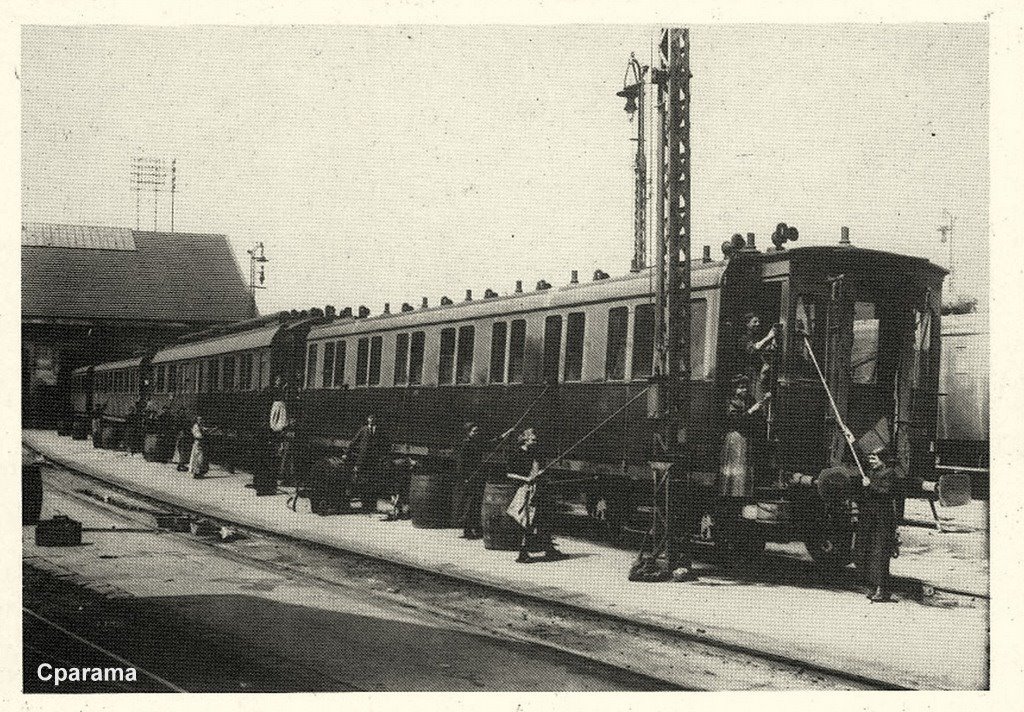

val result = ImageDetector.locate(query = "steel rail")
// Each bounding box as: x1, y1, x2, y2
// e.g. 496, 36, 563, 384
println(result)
27, 451, 911, 690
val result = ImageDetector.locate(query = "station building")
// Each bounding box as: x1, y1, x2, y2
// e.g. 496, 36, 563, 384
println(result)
22, 222, 254, 426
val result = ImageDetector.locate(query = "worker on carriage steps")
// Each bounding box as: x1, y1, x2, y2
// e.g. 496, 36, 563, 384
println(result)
507, 428, 565, 563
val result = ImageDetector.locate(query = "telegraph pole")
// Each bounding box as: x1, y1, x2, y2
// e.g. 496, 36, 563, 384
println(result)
632, 27, 693, 581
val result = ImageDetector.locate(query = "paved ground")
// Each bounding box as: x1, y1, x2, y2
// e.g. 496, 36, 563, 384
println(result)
23, 429, 989, 689
24, 486, 668, 692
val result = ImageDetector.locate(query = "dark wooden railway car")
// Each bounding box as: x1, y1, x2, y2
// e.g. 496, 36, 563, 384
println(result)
91, 356, 151, 421
301, 241, 945, 565
145, 312, 323, 465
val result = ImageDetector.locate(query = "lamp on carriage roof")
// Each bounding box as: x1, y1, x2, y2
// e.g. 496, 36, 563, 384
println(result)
358, 305, 370, 318
839, 226, 852, 246
484, 288, 498, 299
465, 289, 472, 301
570, 270, 579, 284
401, 303, 414, 312
440, 296, 453, 306
536, 279, 551, 291
593, 269, 609, 280
421, 297, 428, 308
515, 280, 523, 293
383, 303, 391, 314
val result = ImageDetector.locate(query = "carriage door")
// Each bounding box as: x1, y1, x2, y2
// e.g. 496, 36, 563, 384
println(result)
823, 275, 854, 466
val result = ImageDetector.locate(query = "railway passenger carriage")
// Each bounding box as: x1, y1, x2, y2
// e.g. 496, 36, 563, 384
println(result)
68, 237, 952, 567
299, 240, 946, 563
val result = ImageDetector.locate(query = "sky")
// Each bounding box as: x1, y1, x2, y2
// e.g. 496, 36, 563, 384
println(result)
20, 24, 988, 314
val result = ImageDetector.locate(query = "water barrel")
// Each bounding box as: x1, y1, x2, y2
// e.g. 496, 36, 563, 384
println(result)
100, 423, 119, 450
23, 463, 42, 525
143, 433, 167, 462
481, 482, 522, 550
409, 470, 455, 528
71, 418, 88, 440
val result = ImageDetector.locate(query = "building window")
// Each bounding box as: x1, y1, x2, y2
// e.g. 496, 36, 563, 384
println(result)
305, 344, 319, 389
207, 358, 220, 393
333, 341, 347, 387
223, 355, 236, 392
489, 322, 507, 383
321, 342, 335, 389
508, 319, 526, 384
606, 306, 628, 380
543, 315, 563, 383
438, 328, 457, 384
394, 333, 410, 385
632, 304, 655, 379
409, 332, 425, 385
456, 326, 475, 384
564, 312, 586, 382
356, 337, 370, 386
368, 336, 383, 386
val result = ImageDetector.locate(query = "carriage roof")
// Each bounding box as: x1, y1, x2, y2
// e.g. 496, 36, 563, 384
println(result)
308, 261, 727, 341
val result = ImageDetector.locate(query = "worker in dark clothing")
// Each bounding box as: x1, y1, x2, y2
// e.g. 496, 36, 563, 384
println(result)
455, 422, 487, 539
123, 401, 143, 457
719, 375, 771, 496
737, 313, 778, 402
857, 445, 899, 602
345, 414, 391, 513
507, 428, 565, 563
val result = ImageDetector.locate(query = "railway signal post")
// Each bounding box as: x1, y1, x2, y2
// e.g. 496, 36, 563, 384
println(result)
632, 27, 694, 581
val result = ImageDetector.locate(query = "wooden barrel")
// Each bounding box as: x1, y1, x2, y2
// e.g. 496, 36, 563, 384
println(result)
409, 470, 455, 528
143, 433, 167, 462
22, 463, 43, 525
100, 423, 119, 450
482, 482, 522, 550
71, 418, 88, 440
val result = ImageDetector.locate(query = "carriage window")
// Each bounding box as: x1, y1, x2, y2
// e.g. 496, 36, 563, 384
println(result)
543, 315, 563, 383
852, 302, 879, 384
393, 333, 410, 385
368, 336, 383, 386
690, 299, 708, 378
794, 294, 822, 373
490, 322, 508, 383
334, 341, 347, 387
302, 344, 316, 389
208, 358, 220, 392
243, 353, 255, 391
564, 312, 586, 382
167, 364, 178, 393
606, 306, 628, 380
911, 308, 932, 387
508, 320, 526, 384
632, 304, 655, 379
355, 337, 370, 386
409, 331, 425, 385
456, 326, 475, 384
322, 342, 336, 388
438, 328, 456, 384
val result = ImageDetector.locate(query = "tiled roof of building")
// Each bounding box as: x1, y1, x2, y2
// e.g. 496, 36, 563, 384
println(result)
22, 223, 136, 251
22, 223, 254, 323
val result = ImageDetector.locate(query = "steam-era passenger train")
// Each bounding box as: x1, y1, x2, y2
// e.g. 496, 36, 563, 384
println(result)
68, 235, 964, 568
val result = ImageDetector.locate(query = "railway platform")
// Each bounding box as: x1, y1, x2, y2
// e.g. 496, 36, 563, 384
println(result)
23, 429, 988, 689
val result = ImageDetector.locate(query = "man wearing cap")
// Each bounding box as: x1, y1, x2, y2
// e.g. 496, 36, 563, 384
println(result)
857, 445, 899, 602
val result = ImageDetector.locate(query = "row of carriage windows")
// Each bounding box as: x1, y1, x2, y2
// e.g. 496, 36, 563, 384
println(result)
151, 351, 267, 394
91, 369, 139, 394
306, 300, 708, 388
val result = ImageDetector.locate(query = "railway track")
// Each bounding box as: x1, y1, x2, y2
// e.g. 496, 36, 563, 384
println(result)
26, 453, 909, 691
